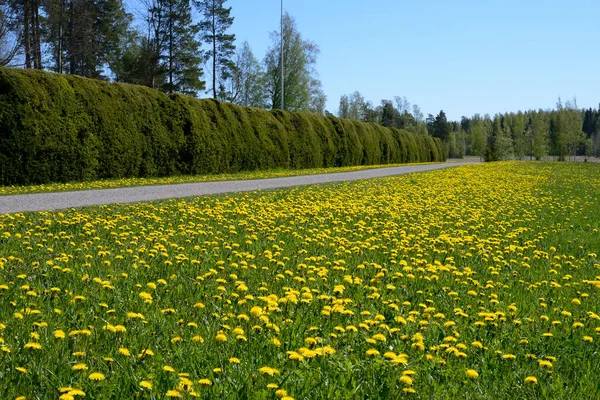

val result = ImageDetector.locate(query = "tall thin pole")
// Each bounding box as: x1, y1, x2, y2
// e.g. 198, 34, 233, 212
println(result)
280, 0, 284, 110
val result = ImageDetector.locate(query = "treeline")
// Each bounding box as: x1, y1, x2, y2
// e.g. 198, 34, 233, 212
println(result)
0, 67, 445, 185
337, 92, 600, 160
0, 0, 326, 113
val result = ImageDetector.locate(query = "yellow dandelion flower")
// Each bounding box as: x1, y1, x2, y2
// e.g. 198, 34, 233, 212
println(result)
215, 333, 227, 342
399, 375, 413, 386
163, 366, 175, 373
525, 376, 538, 384
259, 366, 280, 376
24, 342, 42, 350
537, 360, 552, 369
118, 347, 131, 356
229, 357, 241, 364
16, 367, 28, 373
198, 378, 212, 386
54, 330, 66, 339
166, 389, 181, 397
72, 363, 88, 371
140, 381, 153, 390
465, 369, 479, 379
88, 372, 106, 381
365, 348, 380, 356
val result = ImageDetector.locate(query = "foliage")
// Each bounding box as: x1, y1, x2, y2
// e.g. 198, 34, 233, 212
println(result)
0, 67, 445, 186
264, 12, 323, 112
194, 0, 236, 99
221, 41, 267, 108
155, 0, 205, 95
43, 0, 131, 78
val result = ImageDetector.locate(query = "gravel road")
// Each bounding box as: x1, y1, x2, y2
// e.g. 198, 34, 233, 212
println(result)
0, 160, 480, 214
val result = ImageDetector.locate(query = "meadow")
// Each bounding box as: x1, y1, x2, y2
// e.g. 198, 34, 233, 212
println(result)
0, 162, 598, 399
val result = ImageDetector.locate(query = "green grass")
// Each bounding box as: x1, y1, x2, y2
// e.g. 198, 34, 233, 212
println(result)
0, 161, 598, 399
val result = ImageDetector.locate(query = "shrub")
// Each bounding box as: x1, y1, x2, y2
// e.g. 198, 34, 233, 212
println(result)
0, 67, 445, 185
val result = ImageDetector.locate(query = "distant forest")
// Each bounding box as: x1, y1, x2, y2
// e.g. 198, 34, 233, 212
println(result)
338, 94, 600, 161
1, 0, 598, 160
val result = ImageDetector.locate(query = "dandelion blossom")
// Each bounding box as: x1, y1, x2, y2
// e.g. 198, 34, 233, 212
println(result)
525, 376, 538, 384
259, 366, 280, 376
72, 363, 88, 371
466, 369, 479, 379
365, 348, 380, 356
88, 372, 106, 381
399, 375, 413, 386
140, 380, 153, 390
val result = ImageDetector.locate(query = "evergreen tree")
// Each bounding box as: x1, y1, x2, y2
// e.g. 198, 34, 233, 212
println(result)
432, 110, 450, 142
380, 100, 397, 127
156, 0, 204, 95
195, 0, 235, 99
112, 36, 163, 87
42, 0, 130, 78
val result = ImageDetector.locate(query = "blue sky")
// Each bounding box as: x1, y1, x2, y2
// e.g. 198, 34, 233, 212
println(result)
128, 0, 600, 120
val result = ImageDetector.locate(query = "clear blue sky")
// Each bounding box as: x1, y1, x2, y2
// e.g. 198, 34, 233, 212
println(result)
128, 0, 600, 120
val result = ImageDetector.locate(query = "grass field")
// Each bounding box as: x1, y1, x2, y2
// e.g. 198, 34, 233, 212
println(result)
0, 162, 441, 197
0, 162, 598, 399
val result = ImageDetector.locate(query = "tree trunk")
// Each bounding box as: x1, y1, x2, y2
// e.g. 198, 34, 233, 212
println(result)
56, 0, 66, 74
32, 0, 42, 69
24, 0, 31, 68
68, 0, 76, 74
168, 1, 173, 94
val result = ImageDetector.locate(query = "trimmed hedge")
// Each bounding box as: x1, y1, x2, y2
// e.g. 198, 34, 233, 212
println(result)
0, 67, 445, 185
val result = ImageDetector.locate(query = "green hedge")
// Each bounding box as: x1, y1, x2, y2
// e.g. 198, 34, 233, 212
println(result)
0, 67, 445, 185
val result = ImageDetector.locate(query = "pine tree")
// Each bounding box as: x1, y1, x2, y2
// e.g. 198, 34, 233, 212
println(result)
380, 100, 397, 128
432, 111, 450, 142
157, 0, 205, 95
41, 0, 130, 78
195, 0, 235, 99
